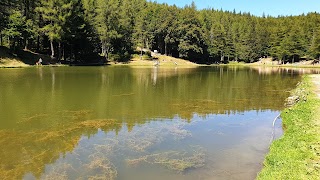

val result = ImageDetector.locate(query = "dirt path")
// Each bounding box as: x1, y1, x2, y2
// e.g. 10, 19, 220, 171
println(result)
310, 75, 320, 98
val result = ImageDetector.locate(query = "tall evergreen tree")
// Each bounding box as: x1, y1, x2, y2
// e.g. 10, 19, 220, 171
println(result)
177, 2, 207, 62
94, 0, 122, 61
309, 28, 320, 60
36, 0, 72, 59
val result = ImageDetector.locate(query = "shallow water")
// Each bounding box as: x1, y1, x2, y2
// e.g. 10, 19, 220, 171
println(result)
0, 66, 302, 179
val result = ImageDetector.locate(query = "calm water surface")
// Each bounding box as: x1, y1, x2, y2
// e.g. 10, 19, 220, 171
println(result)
0, 66, 303, 179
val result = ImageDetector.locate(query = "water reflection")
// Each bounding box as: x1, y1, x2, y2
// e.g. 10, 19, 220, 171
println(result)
0, 66, 303, 179
152, 67, 158, 85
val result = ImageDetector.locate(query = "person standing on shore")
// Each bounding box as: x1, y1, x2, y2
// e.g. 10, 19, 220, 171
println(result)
36, 58, 43, 66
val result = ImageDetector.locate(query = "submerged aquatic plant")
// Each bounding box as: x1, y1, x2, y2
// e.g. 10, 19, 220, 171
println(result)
125, 125, 163, 152
43, 163, 74, 180
168, 124, 192, 140
126, 147, 205, 173
85, 157, 117, 180
0, 109, 205, 179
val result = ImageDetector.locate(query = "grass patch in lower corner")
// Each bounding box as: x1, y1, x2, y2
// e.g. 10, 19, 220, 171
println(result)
258, 76, 320, 180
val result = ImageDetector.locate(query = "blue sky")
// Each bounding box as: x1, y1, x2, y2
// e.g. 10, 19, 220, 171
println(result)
154, 0, 320, 17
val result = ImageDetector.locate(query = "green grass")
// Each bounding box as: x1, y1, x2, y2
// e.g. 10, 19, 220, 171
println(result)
258, 76, 320, 179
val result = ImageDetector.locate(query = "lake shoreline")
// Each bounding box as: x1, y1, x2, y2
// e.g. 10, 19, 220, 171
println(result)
2, 47, 320, 68
3, 59, 320, 69
258, 75, 320, 179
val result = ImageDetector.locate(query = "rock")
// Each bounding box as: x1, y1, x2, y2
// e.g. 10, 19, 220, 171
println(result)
286, 95, 300, 107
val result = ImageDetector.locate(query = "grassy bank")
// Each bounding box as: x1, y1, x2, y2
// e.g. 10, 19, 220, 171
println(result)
258, 76, 320, 179
0, 58, 29, 68
0, 47, 28, 68
0, 46, 58, 68
224, 59, 320, 68
110, 54, 199, 67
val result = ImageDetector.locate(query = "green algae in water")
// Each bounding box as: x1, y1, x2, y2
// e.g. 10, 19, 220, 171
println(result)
126, 147, 205, 173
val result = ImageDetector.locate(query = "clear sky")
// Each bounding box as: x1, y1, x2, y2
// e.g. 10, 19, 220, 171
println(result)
154, 0, 320, 17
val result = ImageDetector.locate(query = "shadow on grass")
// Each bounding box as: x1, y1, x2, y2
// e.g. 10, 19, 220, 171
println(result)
0, 46, 55, 65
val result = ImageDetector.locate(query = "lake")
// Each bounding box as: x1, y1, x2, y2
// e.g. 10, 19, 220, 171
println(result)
0, 66, 305, 179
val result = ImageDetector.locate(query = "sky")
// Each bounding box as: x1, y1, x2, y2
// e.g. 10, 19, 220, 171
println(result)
154, 0, 320, 17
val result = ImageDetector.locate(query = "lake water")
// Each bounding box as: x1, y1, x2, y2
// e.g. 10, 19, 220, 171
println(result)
0, 66, 304, 179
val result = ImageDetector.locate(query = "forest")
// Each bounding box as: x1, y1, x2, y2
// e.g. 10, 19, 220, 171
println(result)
1, 0, 320, 64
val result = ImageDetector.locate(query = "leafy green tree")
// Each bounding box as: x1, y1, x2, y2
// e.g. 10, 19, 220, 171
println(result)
210, 19, 227, 62
132, 1, 148, 57
36, 0, 72, 59
177, 2, 207, 62
63, 0, 97, 62
306, 13, 320, 60
94, 0, 121, 61
4, 11, 24, 49
309, 29, 320, 60
4, 10, 34, 50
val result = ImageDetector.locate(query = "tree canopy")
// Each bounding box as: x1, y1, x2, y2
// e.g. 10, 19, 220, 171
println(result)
1, 0, 320, 64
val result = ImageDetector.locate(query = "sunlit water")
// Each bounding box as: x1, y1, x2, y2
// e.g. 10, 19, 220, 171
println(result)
0, 66, 308, 179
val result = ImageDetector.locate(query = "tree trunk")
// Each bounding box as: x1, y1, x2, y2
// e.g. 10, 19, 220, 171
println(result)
106, 47, 110, 62
23, 0, 29, 50
36, 13, 42, 52
140, 47, 143, 60
24, 38, 28, 50
165, 42, 167, 56
36, 35, 40, 52
146, 38, 149, 50
101, 40, 106, 57
101, 41, 108, 62
220, 52, 224, 62
23, 0, 30, 18
58, 42, 61, 61
70, 44, 73, 63
101, 44, 105, 56
0, 32, 2, 46
50, 40, 55, 58
62, 43, 65, 61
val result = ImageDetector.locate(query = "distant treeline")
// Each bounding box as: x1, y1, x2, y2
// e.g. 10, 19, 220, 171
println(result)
1, 0, 320, 64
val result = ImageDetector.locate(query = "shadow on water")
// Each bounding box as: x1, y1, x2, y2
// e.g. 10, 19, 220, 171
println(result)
0, 66, 310, 179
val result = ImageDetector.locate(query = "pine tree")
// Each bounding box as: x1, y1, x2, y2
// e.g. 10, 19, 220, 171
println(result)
177, 2, 207, 62
36, 0, 72, 59
4, 10, 34, 50
132, 1, 148, 58
94, 0, 122, 61
63, 0, 96, 62
309, 29, 320, 60
4, 10, 25, 49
